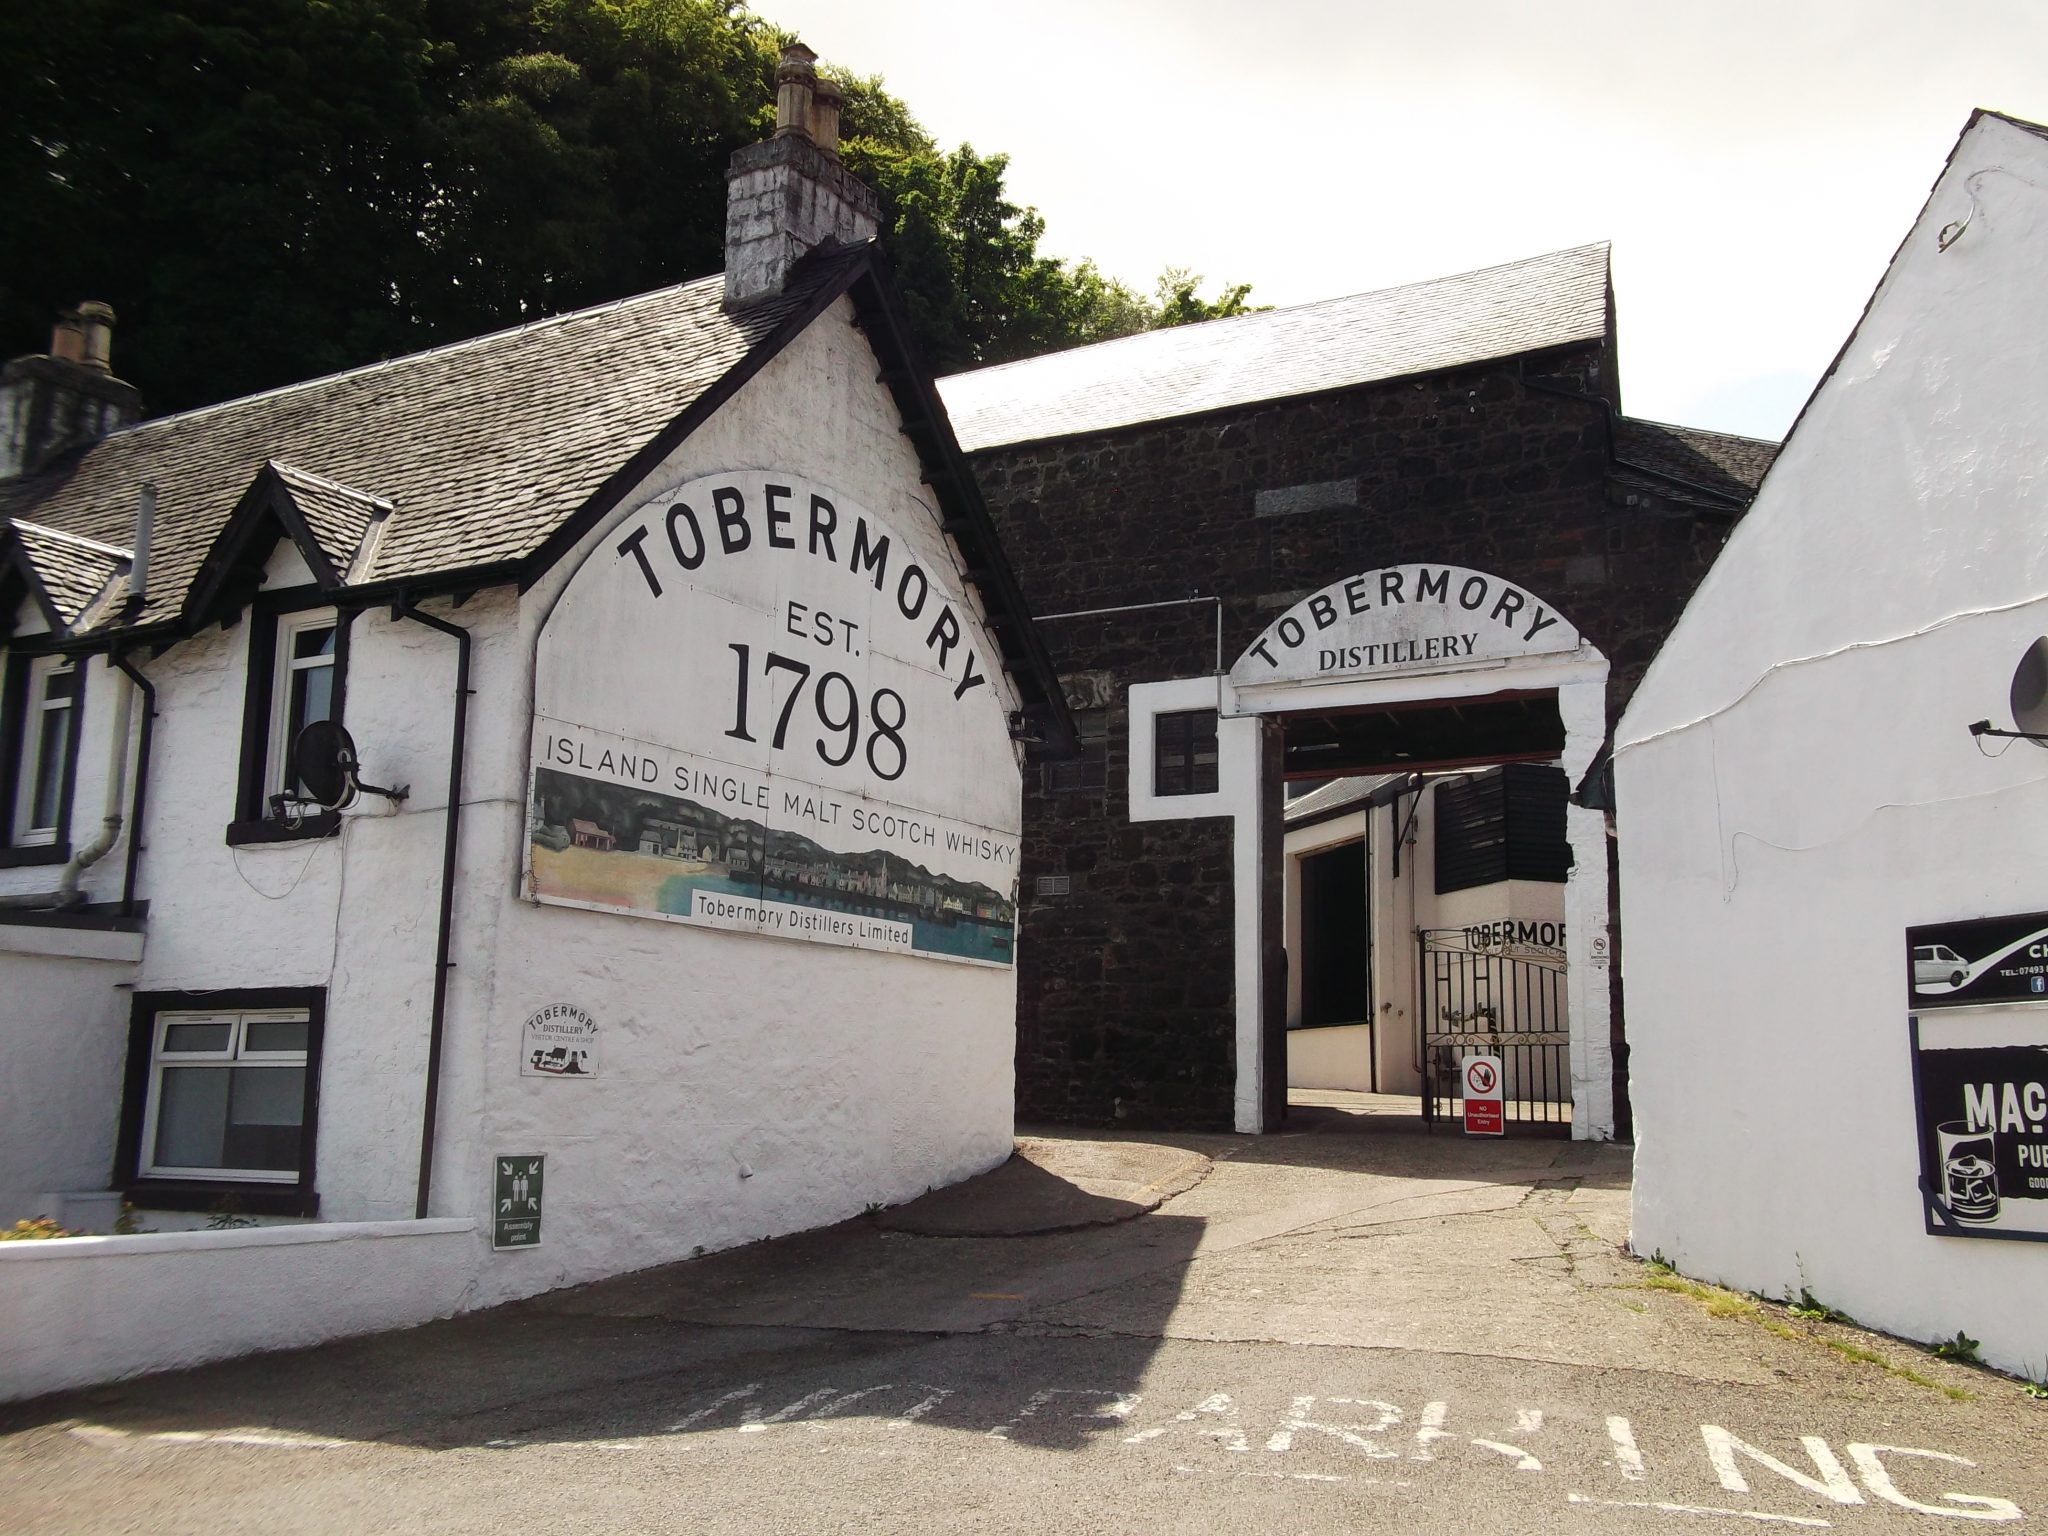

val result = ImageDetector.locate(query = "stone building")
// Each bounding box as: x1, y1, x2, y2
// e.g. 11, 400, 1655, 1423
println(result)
937, 247, 1775, 1137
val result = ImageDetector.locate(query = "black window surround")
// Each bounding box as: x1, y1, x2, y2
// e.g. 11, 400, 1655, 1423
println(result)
1153, 708, 1220, 797
114, 986, 326, 1217
226, 592, 350, 846
0, 646, 87, 868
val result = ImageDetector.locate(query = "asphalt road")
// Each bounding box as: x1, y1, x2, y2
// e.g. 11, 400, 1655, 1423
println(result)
4, 1119, 2042, 1534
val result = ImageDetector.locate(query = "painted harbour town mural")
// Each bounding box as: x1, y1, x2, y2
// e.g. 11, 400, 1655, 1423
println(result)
526, 470, 1023, 966
529, 765, 1016, 964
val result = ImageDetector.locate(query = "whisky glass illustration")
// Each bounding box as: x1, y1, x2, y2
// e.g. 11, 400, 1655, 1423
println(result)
1936, 1121, 2000, 1223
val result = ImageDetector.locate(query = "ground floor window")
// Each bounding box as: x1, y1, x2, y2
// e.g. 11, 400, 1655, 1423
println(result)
117, 988, 324, 1215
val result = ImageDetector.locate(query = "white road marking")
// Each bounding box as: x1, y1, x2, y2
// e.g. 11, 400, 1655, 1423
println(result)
1607, 1415, 1647, 1481
1516, 1408, 1544, 1434
1471, 1438, 1542, 1471
1568, 1492, 1832, 1528
663, 1384, 762, 1433
1846, 1444, 2024, 1523
1413, 1401, 1452, 1461
988, 1388, 1139, 1440
1264, 1397, 1402, 1457
1704, 1427, 1862, 1505
1124, 1393, 1248, 1451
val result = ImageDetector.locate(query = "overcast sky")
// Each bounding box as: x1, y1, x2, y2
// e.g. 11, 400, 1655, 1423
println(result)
761, 0, 2048, 440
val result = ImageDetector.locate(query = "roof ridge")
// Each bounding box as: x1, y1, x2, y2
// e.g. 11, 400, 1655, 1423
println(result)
942, 242, 1613, 386
110, 274, 727, 440
10, 516, 133, 561
1618, 414, 1782, 449
269, 459, 396, 512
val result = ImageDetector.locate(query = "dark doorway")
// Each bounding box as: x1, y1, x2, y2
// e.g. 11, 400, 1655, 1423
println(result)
1299, 840, 1369, 1027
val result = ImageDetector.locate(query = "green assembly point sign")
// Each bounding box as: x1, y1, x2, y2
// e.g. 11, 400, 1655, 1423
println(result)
494, 1154, 544, 1250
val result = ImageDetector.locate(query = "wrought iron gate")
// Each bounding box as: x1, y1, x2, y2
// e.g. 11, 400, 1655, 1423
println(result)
1416, 927, 1570, 1128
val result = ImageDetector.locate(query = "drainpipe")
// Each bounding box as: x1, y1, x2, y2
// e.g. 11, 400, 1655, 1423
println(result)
111, 654, 156, 915
0, 655, 134, 911
392, 601, 472, 1220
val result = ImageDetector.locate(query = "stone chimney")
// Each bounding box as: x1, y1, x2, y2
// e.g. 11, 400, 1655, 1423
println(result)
724, 42, 880, 309
1, 303, 142, 479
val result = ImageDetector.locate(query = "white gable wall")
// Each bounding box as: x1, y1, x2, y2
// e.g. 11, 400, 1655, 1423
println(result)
1618, 114, 2048, 1373
430, 295, 1025, 1303
1, 292, 1025, 1325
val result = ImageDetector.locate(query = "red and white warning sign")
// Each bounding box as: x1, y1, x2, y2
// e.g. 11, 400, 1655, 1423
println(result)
1462, 1053, 1505, 1136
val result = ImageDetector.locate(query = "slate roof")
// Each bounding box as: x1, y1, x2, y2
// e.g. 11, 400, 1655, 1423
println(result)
8, 519, 130, 628
270, 462, 392, 580
1612, 418, 1779, 510
937, 244, 1613, 452
0, 240, 1072, 729
0, 264, 825, 631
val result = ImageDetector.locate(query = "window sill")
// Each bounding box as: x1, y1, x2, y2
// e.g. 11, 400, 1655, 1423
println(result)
225, 813, 339, 847
122, 1181, 320, 1218
0, 841, 70, 869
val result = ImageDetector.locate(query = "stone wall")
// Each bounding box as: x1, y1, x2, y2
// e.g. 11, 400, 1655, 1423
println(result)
973, 344, 1735, 1128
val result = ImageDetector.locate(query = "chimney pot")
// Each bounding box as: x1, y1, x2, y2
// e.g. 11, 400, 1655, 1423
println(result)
74, 302, 116, 374
50, 309, 86, 365
724, 40, 878, 309
809, 77, 844, 159
774, 42, 819, 143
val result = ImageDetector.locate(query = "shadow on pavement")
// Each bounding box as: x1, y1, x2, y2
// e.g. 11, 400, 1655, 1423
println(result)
0, 1144, 1213, 1456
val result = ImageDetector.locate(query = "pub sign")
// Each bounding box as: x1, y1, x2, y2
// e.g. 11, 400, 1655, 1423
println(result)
1907, 914, 2048, 1242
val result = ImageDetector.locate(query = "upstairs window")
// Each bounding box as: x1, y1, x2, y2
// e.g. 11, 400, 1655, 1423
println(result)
1, 652, 85, 862
1154, 708, 1219, 797
266, 610, 338, 806
230, 603, 347, 843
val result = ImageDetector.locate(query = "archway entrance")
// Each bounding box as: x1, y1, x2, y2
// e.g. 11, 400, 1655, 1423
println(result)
1125, 565, 1615, 1139
1278, 690, 1576, 1132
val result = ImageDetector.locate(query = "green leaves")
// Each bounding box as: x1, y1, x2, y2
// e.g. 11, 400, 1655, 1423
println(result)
1, 2, 1263, 414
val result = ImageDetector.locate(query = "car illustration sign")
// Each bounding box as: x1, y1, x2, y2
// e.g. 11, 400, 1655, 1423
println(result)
1907, 911, 2048, 1009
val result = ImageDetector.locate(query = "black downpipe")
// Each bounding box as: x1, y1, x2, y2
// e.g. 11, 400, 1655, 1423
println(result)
109, 653, 156, 916
394, 602, 472, 1220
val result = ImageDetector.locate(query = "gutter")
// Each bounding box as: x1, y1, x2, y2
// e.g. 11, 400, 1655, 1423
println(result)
392, 601, 472, 1220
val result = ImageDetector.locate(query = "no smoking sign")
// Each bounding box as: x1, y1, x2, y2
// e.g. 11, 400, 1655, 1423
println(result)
1462, 1053, 1505, 1136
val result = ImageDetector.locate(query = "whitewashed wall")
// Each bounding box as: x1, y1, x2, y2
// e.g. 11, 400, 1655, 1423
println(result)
0, 1219, 478, 1402
1, 296, 1023, 1324
1618, 113, 2048, 1375
0, 950, 133, 1223
436, 299, 1022, 1305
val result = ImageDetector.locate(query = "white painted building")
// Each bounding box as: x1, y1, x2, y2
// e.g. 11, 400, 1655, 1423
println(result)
1619, 109, 2048, 1375
0, 49, 1066, 1398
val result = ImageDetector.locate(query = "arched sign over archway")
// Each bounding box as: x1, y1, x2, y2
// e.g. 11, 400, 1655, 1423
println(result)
525, 470, 1020, 967
1230, 564, 1581, 687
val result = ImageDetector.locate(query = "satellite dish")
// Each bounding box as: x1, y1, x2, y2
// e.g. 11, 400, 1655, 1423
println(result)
2011, 637, 2048, 746
292, 719, 360, 809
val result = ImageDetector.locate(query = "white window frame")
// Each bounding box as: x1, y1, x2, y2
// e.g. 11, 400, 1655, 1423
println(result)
264, 607, 339, 812
12, 653, 77, 846
138, 1008, 312, 1183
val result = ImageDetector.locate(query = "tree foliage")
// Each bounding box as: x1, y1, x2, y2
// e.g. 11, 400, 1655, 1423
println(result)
0, 1, 1258, 415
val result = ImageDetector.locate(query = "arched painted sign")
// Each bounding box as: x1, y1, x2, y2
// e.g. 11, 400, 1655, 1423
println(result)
1230, 564, 1580, 687
526, 470, 1020, 967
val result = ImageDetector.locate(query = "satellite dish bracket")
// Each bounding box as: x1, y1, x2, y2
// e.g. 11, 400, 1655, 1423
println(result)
276, 719, 411, 819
